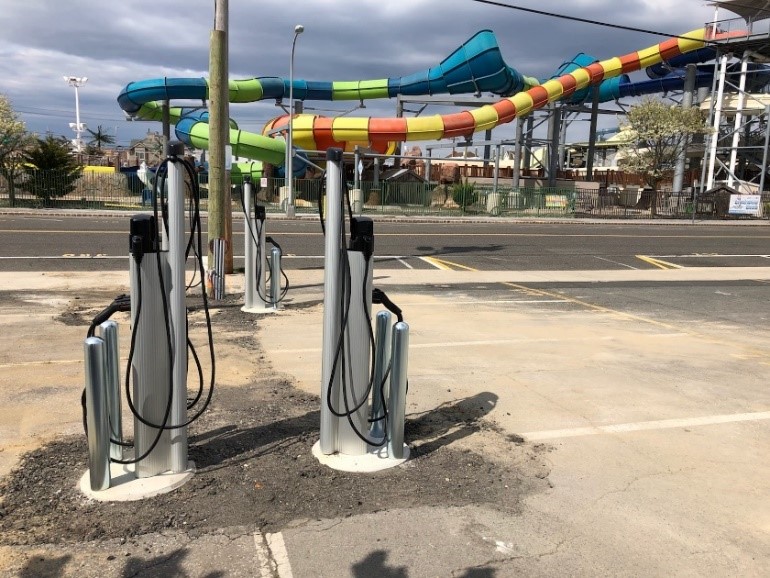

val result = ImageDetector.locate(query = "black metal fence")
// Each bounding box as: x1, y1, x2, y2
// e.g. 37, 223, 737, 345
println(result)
2, 171, 768, 220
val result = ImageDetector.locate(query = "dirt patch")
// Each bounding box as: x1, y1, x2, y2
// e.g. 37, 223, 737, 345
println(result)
0, 372, 549, 546
0, 288, 551, 551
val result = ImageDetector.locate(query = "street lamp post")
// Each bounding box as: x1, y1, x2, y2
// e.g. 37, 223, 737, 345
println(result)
286, 24, 304, 217
63, 76, 88, 153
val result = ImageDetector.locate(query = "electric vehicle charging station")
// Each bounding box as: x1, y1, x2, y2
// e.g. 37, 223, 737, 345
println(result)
81, 142, 208, 500
241, 177, 283, 313
313, 148, 411, 472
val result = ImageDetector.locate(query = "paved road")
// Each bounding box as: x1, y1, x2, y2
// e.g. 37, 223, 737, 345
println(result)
2, 213, 770, 272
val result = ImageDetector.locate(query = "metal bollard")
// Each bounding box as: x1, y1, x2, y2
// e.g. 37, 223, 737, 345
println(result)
270, 245, 282, 309
369, 311, 392, 441
84, 336, 111, 491
99, 321, 122, 461
243, 179, 256, 310
387, 322, 409, 459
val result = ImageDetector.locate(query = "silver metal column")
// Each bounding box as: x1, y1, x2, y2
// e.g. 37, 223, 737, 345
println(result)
320, 148, 344, 454
547, 104, 562, 188
130, 250, 172, 478
167, 149, 188, 473
270, 245, 282, 309
84, 336, 110, 491
243, 178, 256, 310
99, 321, 122, 461
759, 105, 770, 196
727, 52, 750, 189
513, 117, 523, 189
354, 146, 360, 191
586, 87, 600, 182
369, 310, 392, 442
387, 322, 409, 459
492, 144, 500, 195
706, 54, 729, 191
673, 64, 698, 194
523, 115, 534, 176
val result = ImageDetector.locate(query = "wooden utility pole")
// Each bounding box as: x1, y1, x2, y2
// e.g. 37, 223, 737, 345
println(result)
208, 0, 232, 294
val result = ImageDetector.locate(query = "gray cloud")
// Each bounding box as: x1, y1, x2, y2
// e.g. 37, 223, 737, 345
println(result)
0, 0, 720, 148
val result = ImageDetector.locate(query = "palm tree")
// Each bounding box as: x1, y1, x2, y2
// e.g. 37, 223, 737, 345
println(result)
86, 125, 116, 151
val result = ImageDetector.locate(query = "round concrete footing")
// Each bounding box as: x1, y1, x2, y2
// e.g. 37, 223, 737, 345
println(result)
312, 441, 410, 472
241, 305, 279, 314
80, 461, 195, 502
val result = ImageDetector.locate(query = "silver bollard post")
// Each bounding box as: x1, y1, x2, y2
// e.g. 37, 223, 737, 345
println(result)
167, 146, 189, 473
387, 322, 410, 459
270, 245, 282, 309
129, 216, 172, 478
369, 311, 392, 442
84, 336, 111, 491
243, 178, 256, 310
99, 321, 122, 461
320, 148, 344, 454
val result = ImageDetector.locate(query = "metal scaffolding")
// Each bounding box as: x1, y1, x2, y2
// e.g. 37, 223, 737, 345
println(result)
700, 15, 770, 194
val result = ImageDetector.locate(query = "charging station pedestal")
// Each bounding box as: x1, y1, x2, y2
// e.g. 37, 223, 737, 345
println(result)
242, 177, 278, 314
81, 143, 195, 500
314, 148, 409, 472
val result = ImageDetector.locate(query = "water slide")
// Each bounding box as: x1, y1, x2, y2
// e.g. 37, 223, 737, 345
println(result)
556, 46, 770, 101
118, 28, 718, 178
119, 30, 541, 177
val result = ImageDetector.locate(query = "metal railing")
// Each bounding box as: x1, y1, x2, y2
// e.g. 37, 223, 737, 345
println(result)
2, 171, 768, 220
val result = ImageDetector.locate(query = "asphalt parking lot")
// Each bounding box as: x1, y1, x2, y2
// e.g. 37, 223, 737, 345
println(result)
1, 213, 769, 576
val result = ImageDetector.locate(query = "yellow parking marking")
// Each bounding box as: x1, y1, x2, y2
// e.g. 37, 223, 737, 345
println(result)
502, 281, 770, 357
420, 256, 479, 271
636, 255, 683, 269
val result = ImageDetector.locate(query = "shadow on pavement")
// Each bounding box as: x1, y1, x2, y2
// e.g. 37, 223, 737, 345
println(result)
190, 392, 499, 470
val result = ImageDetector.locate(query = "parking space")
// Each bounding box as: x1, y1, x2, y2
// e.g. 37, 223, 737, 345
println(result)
257, 267, 770, 575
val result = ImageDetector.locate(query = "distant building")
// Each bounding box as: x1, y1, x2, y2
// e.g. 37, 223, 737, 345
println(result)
126, 130, 166, 166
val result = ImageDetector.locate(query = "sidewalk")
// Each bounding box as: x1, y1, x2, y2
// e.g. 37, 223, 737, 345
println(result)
2, 205, 769, 226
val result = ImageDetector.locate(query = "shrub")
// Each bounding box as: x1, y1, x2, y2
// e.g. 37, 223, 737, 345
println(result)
451, 180, 477, 209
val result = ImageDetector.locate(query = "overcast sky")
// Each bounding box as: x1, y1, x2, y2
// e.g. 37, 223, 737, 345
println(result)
0, 0, 729, 153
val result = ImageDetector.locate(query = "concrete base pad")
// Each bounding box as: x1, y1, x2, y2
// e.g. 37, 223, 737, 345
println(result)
312, 441, 409, 472
79, 461, 195, 502
241, 305, 279, 314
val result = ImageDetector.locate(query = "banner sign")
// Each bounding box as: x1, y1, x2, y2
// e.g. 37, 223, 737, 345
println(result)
728, 194, 761, 216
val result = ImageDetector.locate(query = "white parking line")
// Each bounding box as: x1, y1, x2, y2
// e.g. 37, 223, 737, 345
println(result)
266, 532, 294, 578
254, 531, 294, 578
276, 335, 616, 354
522, 411, 770, 441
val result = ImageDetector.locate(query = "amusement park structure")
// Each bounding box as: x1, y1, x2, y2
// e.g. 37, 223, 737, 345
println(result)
117, 0, 770, 199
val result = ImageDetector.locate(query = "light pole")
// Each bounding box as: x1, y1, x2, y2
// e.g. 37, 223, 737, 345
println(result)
286, 24, 304, 217
63, 76, 88, 153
